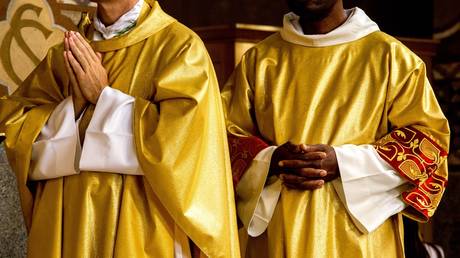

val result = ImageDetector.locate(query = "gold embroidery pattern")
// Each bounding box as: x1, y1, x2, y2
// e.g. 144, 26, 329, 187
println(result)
228, 134, 268, 186
374, 126, 448, 221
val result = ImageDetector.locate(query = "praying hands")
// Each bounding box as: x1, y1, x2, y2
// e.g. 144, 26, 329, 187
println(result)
63, 31, 108, 117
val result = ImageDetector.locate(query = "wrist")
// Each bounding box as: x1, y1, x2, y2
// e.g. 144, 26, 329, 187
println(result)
72, 95, 87, 107
73, 101, 87, 118
89, 96, 98, 105
89, 86, 106, 104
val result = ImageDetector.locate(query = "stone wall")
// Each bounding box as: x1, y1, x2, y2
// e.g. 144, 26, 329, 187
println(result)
0, 144, 26, 258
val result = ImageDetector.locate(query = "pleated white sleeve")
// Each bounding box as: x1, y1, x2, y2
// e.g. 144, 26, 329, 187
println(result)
238, 144, 411, 236
30, 96, 81, 180
79, 87, 143, 175
332, 144, 410, 233
236, 146, 282, 237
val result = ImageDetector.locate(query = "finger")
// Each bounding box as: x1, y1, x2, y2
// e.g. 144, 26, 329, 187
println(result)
300, 179, 324, 189
95, 52, 103, 61
66, 50, 85, 79
298, 151, 326, 160
65, 31, 71, 45
281, 174, 325, 189
301, 144, 327, 153
277, 150, 324, 162
281, 174, 324, 185
68, 35, 90, 71
285, 142, 304, 153
64, 37, 70, 52
64, 51, 72, 77
74, 31, 100, 62
295, 168, 327, 178
64, 51, 79, 88
280, 174, 306, 184
279, 159, 321, 169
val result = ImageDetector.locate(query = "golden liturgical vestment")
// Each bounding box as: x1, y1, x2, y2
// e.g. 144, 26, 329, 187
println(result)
222, 31, 449, 257
0, 1, 240, 257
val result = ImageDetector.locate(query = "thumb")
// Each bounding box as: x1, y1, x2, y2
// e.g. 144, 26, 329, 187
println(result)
301, 144, 325, 153
96, 52, 103, 61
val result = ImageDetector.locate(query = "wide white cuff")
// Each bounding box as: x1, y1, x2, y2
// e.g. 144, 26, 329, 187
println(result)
31, 97, 80, 180
236, 146, 281, 237
332, 144, 410, 233
79, 87, 143, 175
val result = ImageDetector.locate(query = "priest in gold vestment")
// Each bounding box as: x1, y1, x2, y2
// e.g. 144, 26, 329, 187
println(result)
222, 0, 449, 257
0, 0, 239, 257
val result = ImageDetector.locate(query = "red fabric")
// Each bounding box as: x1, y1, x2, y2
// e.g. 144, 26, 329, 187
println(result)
374, 126, 448, 220
228, 134, 269, 187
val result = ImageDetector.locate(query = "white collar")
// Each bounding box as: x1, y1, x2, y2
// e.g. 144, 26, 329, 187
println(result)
280, 7, 379, 47
93, 0, 144, 40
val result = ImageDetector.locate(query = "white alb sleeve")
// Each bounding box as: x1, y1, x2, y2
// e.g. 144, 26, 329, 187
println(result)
236, 146, 282, 237
31, 96, 80, 180
332, 144, 411, 233
79, 87, 143, 175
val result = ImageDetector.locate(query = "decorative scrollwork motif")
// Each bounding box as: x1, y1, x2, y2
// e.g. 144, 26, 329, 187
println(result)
1, 4, 53, 85
374, 126, 448, 221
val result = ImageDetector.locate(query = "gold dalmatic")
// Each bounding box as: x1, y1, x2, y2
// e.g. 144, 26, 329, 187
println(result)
0, 1, 240, 257
222, 31, 449, 258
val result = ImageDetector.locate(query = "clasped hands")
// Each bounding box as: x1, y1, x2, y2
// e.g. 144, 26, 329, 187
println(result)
269, 142, 340, 190
63, 31, 108, 117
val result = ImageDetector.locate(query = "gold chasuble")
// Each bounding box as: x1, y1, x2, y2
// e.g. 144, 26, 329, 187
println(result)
222, 9, 449, 258
0, 1, 239, 257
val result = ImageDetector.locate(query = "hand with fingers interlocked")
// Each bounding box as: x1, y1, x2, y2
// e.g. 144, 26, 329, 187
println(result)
63, 31, 108, 117
269, 142, 340, 191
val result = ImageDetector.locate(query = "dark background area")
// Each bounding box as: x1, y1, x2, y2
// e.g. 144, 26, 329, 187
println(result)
161, 0, 435, 38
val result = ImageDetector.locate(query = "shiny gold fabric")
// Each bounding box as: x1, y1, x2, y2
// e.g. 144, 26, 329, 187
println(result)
0, 1, 239, 257
222, 32, 449, 258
